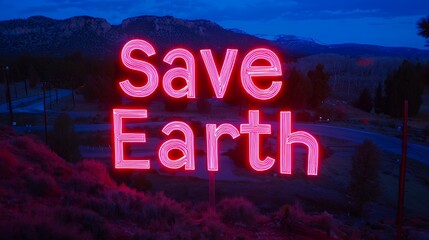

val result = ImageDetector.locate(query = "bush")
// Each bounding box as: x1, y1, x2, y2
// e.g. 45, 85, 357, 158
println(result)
200, 209, 225, 240
354, 88, 373, 113
0, 216, 92, 240
129, 173, 152, 191
0, 145, 18, 177
217, 197, 258, 226
275, 202, 360, 239
26, 174, 61, 197
54, 206, 109, 239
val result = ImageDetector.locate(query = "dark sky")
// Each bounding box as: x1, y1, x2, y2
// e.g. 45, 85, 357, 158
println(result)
1, 0, 428, 49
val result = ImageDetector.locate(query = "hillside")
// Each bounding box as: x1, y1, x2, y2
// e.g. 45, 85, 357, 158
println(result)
1, 16, 429, 60
275, 35, 429, 59
0, 15, 276, 58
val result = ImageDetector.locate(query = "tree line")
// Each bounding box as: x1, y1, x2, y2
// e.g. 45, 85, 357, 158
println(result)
355, 60, 428, 117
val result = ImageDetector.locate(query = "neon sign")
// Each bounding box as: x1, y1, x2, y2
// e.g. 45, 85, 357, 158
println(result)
113, 39, 319, 176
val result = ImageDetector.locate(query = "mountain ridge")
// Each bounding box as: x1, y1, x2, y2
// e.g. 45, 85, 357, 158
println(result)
1, 15, 428, 59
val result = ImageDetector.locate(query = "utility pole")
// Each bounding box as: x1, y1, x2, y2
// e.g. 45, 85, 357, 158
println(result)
4, 66, 14, 126
43, 81, 48, 144
396, 100, 408, 240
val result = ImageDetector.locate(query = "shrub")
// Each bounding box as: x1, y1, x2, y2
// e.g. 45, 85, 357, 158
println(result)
0, 215, 92, 240
0, 145, 18, 177
274, 202, 359, 239
54, 206, 109, 239
129, 173, 152, 191
200, 209, 225, 240
67, 160, 116, 194
26, 174, 61, 197
354, 87, 373, 112
217, 197, 258, 226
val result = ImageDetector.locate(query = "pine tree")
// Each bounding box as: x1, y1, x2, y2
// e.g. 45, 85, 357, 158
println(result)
374, 82, 383, 114
307, 64, 330, 108
348, 140, 380, 215
355, 88, 373, 113
384, 60, 423, 117
281, 68, 313, 109
417, 16, 429, 47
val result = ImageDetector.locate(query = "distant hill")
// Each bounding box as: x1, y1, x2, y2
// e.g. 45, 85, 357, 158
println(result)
0, 15, 276, 58
1, 16, 428, 60
274, 35, 429, 59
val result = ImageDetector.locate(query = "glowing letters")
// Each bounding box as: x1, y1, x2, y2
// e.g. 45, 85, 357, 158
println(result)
200, 49, 237, 98
113, 109, 150, 169
241, 48, 283, 100
159, 121, 195, 170
114, 39, 320, 176
240, 110, 275, 171
119, 39, 158, 97
163, 48, 196, 98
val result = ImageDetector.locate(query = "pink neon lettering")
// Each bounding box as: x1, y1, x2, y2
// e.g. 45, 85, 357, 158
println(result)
280, 111, 319, 175
241, 48, 282, 100
200, 49, 238, 98
163, 48, 196, 98
113, 109, 150, 169
119, 39, 159, 97
240, 110, 275, 171
206, 124, 240, 171
159, 121, 195, 170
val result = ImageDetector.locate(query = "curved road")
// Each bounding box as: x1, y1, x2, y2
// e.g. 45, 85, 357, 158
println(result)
296, 123, 428, 164
16, 122, 429, 165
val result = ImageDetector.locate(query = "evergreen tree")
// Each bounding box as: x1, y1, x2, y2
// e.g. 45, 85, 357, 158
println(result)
307, 64, 330, 108
374, 82, 384, 114
281, 68, 313, 109
355, 88, 373, 113
348, 140, 380, 215
417, 16, 429, 46
384, 60, 423, 117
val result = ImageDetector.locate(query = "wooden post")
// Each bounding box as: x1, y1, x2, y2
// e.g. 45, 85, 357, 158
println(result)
396, 100, 408, 240
43, 82, 48, 144
4, 66, 14, 126
209, 171, 215, 210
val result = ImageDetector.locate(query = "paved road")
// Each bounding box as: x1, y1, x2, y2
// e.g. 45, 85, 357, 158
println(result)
296, 123, 428, 164
17, 121, 429, 165
0, 89, 72, 113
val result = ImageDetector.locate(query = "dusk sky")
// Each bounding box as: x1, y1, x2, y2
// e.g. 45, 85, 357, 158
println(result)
0, 0, 428, 49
